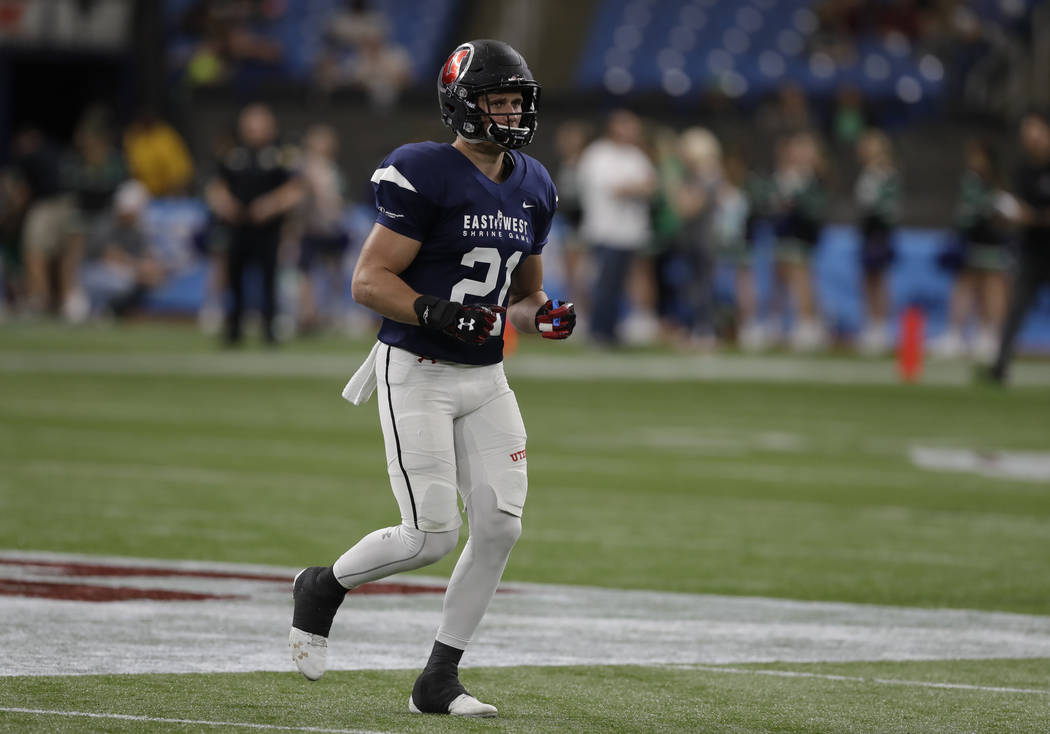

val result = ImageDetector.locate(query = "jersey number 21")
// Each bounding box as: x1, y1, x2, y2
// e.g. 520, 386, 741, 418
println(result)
450, 246, 523, 337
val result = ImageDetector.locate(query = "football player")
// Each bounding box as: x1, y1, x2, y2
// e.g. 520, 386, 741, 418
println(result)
288, 39, 575, 718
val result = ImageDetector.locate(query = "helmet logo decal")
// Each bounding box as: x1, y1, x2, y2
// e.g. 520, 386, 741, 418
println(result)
441, 45, 473, 86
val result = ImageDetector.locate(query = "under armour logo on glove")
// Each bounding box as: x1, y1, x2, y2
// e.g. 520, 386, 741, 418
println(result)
535, 299, 576, 340
414, 294, 505, 345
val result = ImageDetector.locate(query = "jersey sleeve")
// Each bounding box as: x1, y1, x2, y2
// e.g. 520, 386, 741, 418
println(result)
529, 158, 559, 255
370, 146, 439, 241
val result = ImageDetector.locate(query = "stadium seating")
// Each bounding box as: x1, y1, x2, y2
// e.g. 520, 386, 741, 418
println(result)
163, 0, 461, 84
577, 0, 947, 107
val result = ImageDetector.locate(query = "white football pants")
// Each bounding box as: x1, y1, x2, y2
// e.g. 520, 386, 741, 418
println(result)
333, 343, 528, 649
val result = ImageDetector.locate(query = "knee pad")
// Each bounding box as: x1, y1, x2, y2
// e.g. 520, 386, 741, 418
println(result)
411, 526, 459, 565
485, 512, 522, 555
416, 479, 461, 532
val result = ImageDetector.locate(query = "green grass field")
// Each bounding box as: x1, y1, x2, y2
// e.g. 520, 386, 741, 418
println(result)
1, 323, 1049, 733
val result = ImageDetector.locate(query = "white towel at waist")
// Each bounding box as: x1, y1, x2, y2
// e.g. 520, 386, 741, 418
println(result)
341, 341, 380, 405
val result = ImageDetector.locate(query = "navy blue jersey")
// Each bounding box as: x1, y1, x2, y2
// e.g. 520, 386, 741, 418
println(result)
370, 141, 557, 365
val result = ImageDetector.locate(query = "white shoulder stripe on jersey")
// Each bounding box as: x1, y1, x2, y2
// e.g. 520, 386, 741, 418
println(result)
370, 165, 418, 193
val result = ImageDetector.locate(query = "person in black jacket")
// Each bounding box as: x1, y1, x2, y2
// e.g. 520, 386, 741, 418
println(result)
987, 111, 1050, 383
205, 103, 303, 345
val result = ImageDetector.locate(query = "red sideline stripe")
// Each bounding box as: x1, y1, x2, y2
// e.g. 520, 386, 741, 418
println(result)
0, 558, 452, 595
0, 558, 294, 583
0, 579, 239, 602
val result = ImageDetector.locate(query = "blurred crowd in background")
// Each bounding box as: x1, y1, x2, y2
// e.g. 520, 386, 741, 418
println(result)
173, 0, 417, 108
0, 0, 1048, 368
3, 96, 1048, 363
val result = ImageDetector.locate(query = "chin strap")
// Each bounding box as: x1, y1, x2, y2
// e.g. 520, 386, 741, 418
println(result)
486, 120, 532, 149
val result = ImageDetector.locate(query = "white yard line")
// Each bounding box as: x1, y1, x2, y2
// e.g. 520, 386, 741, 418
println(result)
669, 665, 1050, 695
0, 707, 392, 734
910, 445, 1050, 483
1, 350, 1048, 386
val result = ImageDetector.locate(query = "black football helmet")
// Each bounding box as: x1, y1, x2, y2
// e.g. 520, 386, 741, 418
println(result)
437, 39, 541, 150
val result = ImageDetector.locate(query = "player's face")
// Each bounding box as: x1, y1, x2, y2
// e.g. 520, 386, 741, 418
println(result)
478, 91, 524, 131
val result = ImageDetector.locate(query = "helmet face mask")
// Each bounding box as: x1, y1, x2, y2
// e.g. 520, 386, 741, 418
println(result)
438, 40, 541, 150
462, 86, 540, 149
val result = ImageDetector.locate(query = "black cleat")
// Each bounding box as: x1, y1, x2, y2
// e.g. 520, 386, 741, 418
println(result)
408, 669, 497, 717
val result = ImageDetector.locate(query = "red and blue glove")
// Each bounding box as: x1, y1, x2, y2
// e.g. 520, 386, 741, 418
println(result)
535, 299, 576, 340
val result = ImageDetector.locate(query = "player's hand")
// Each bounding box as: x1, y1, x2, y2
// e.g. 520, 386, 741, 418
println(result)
445, 303, 505, 344
535, 299, 576, 339
414, 295, 505, 345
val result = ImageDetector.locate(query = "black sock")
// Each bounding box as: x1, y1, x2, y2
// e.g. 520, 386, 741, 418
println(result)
316, 566, 348, 602
292, 566, 347, 637
423, 640, 464, 675
412, 641, 467, 712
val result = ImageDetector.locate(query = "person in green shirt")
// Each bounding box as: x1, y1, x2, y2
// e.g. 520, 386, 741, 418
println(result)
854, 129, 901, 355
769, 131, 828, 351
931, 138, 1013, 361
716, 152, 762, 350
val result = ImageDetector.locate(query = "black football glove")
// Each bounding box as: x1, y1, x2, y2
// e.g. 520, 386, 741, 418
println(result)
414, 294, 504, 345
535, 299, 576, 340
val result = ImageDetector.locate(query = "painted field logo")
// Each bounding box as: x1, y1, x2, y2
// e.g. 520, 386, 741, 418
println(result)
509, 449, 527, 462
0, 556, 449, 603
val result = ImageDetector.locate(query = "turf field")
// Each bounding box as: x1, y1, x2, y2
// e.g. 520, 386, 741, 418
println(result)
1, 323, 1049, 733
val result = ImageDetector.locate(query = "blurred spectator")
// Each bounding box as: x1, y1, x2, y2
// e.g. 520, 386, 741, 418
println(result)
64, 107, 127, 221
577, 109, 656, 346
180, 0, 285, 87
1, 142, 35, 314
80, 181, 167, 318
933, 138, 1013, 360
198, 128, 237, 335
767, 131, 829, 351
988, 111, 1050, 383
12, 128, 75, 318
854, 129, 900, 355
672, 127, 722, 348
714, 152, 760, 351
22, 107, 126, 322
296, 123, 349, 334
0, 175, 23, 316
552, 120, 592, 310
206, 103, 303, 346
757, 84, 814, 147
316, 3, 412, 109
123, 109, 195, 197
61, 107, 129, 321
816, 0, 923, 46
830, 85, 875, 149
649, 125, 687, 341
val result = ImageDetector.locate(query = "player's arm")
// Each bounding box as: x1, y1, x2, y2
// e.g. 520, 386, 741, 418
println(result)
351, 222, 503, 343
507, 255, 575, 339
506, 255, 547, 333
350, 222, 424, 325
